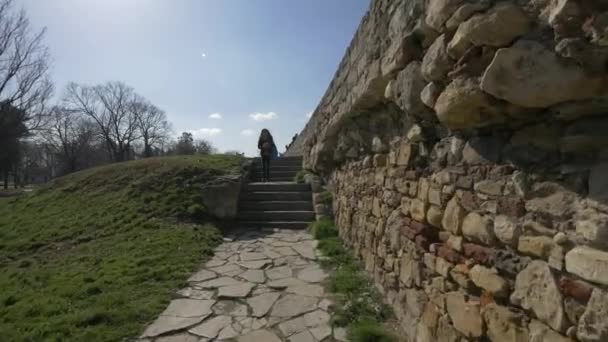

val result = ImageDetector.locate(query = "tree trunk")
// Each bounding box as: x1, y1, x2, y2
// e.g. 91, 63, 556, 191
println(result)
2, 170, 7, 190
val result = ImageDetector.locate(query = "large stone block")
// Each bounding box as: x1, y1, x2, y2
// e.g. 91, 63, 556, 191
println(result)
528, 320, 572, 342
427, 205, 444, 228
518, 235, 554, 259
481, 40, 604, 108
493, 215, 521, 247
445, 291, 483, 338
442, 196, 467, 234
400, 251, 422, 287
201, 175, 243, 219
462, 212, 496, 246
511, 260, 567, 332
470, 265, 509, 298
411, 199, 429, 223
449, 2, 529, 57
565, 246, 608, 286
578, 288, 608, 342
422, 34, 454, 82
389, 61, 429, 115
426, 0, 466, 31
482, 303, 529, 342
435, 78, 505, 130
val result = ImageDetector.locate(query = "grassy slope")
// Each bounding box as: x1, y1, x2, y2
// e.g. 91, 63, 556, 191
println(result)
0, 155, 244, 342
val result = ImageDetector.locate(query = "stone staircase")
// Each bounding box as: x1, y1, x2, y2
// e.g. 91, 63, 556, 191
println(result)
237, 156, 314, 229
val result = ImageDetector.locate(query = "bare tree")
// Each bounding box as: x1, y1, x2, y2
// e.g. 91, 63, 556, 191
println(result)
195, 139, 216, 155
131, 98, 171, 158
42, 106, 96, 174
63, 81, 141, 162
0, 0, 53, 132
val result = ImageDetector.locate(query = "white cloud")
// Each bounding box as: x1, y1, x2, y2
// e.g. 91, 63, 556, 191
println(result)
249, 112, 278, 121
191, 128, 222, 138
209, 113, 222, 119
241, 129, 254, 136
306, 111, 313, 118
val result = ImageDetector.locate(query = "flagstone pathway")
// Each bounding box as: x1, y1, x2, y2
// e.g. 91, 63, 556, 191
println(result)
139, 228, 347, 342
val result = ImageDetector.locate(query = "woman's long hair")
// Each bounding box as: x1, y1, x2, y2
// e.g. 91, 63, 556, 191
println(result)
259, 128, 274, 145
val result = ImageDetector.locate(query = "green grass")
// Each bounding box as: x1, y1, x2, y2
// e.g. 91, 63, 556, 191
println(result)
309, 220, 395, 342
0, 155, 245, 341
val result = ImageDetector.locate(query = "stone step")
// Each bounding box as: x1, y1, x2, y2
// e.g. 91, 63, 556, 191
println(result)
251, 171, 299, 179
251, 165, 302, 172
249, 177, 298, 182
237, 221, 311, 230
241, 191, 312, 201
252, 156, 302, 162
237, 210, 316, 221
251, 160, 302, 167
239, 201, 314, 211
245, 182, 310, 192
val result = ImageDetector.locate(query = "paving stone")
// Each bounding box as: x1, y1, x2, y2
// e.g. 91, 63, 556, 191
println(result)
162, 299, 216, 318
147, 230, 336, 342
297, 266, 328, 283
188, 270, 217, 283
189, 315, 233, 338
240, 252, 268, 261
176, 287, 214, 300
142, 316, 208, 338
217, 324, 240, 339
211, 263, 243, 276
286, 284, 325, 297
238, 260, 273, 269
278, 316, 307, 336
266, 265, 294, 280
289, 330, 316, 342
262, 248, 283, 259
238, 329, 282, 342
218, 282, 255, 298
293, 244, 317, 260
247, 292, 281, 317
251, 317, 268, 330
205, 258, 228, 268
310, 324, 332, 341
239, 269, 266, 283
275, 247, 299, 256
251, 285, 275, 295
275, 256, 311, 266
213, 252, 234, 260
281, 235, 303, 243
267, 277, 308, 289
271, 240, 295, 247
213, 300, 249, 317
304, 310, 331, 327
155, 333, 199, 342
318, 299, 332, 311
270, 294, 318, 318
198, 277, 241, 288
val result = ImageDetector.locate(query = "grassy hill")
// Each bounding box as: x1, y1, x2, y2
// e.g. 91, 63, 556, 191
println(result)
0, 155, 245, 341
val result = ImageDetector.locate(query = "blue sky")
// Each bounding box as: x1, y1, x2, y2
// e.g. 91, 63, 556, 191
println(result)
18, 0, 368, 156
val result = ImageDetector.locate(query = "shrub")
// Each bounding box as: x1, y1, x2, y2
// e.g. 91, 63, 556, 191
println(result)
308, 218, 338, 240
350, 320, 397, 342
319, 191, 333, 204
294, 170, 307, 183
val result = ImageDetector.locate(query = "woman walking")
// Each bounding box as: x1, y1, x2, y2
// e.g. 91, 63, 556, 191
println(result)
258, 129, 276, 182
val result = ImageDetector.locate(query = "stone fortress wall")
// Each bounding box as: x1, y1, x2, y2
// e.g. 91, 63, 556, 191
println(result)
287, 0, 608, 341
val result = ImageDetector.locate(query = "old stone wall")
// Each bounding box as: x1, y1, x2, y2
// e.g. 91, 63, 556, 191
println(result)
288, 0, 608, 341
